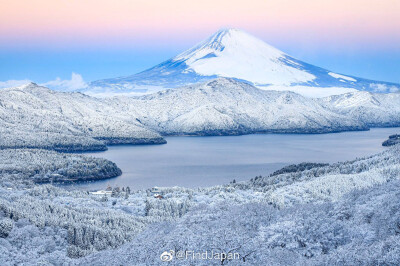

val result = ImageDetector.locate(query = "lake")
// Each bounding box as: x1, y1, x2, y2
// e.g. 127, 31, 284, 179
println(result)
62, 128, 400, 191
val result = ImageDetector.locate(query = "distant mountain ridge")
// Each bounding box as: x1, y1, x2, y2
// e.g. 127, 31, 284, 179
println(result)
3, 78, 400, 153
119, 78, 367, 135
87, 29, 400, 97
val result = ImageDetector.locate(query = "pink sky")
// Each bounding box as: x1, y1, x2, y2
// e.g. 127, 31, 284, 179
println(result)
1, 0, 399, 50
1, 0, 400, 84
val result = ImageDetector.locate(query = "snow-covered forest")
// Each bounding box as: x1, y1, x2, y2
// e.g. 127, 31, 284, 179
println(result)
0, 83, 166, 152
383, 134, 400, 146
1, 80, 400, 264
0, 149, 122, 187
2, 3, 400, 263
1, 141, 400, 264
1, 79, 400, 153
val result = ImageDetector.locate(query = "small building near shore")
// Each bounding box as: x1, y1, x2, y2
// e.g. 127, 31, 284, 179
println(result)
154, 194, 164, 199
90, 190, 112, 196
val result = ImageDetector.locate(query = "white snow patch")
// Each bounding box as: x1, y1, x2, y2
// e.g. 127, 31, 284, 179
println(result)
328, 72, 357, 82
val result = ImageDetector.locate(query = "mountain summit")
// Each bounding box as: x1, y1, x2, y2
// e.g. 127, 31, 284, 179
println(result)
88, 29, 400, 97
173, 28, 315, 86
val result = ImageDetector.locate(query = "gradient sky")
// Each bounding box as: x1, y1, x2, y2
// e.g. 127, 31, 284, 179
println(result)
0, 0, 399, 84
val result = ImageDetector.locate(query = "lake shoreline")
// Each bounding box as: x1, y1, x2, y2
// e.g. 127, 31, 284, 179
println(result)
58, 127, 400, 191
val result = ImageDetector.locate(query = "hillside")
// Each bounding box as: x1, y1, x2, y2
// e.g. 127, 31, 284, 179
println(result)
1, 141, 399, 264
0, 83, 166, 151
119, 78, 367, 135
2, 79, 400, 152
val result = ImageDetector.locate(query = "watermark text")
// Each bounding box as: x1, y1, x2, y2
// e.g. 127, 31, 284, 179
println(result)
160, 250, 240, 262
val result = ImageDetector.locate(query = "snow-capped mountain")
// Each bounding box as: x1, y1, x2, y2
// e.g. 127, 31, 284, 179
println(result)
88, 29, 400, 97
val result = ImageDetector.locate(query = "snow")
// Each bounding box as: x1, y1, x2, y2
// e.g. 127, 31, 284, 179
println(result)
86, 84, 166, 97
174, 29, 316, 85
319, 91, 400, 127
1, 37, 400, 264
87, 28, 400, 97
1, 130, 400, 264
0, 149, 121, 186
328, 72, 357, 82
120, 78, 367, 135
0, 83, 166, 151
3, 79, 400, 153
258, 84, 357, 98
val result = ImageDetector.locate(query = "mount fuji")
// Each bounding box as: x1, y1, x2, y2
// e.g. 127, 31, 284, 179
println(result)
87, 29, 400, 97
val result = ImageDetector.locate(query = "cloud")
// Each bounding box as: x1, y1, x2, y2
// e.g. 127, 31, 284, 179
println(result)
369, 83, 400, 93
40, 72, 88, 91
369, 83, 389, 92
0, 79, 32, 89
0, 73, 88, 91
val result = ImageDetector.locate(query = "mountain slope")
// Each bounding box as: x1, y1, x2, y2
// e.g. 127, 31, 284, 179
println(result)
320, 91, 400, 127
88, 29, 400, 96
112, 78, 367, 135
0, 83, 166, 151
75, 145, 400, 265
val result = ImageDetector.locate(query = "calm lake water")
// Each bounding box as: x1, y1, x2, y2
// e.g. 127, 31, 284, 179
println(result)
62, 128, 400, 191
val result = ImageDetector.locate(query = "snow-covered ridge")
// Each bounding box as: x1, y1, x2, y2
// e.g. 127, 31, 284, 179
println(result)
319, 91, 400, 127
88, 28, 400, 96
0, 83, 166, 152
247, 144, 400, 206
2, 79, 400, 152
120, 78, 367, 135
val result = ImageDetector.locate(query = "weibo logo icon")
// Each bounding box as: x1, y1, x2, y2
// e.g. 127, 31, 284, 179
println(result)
160, 250, 174, 262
